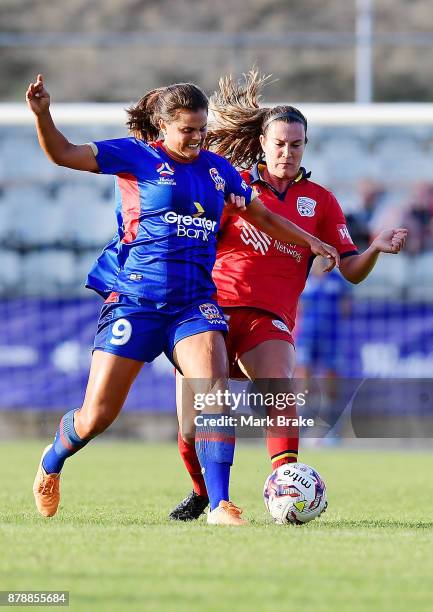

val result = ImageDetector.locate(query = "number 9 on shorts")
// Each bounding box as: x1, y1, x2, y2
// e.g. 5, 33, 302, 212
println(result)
110, 318, 132, 346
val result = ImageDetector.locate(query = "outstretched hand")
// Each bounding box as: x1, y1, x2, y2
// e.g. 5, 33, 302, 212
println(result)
372, 228, 408, 254
309, 238, 340, 272
26, 74, 50, 115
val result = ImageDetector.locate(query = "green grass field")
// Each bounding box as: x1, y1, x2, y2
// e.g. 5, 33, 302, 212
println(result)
1, 441, 433, 611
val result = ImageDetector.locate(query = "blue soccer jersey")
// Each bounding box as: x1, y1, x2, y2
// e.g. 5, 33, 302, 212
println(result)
86, 138, 254, 305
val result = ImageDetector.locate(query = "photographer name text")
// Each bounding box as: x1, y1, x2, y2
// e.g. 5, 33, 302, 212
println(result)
194, 415, 314, 427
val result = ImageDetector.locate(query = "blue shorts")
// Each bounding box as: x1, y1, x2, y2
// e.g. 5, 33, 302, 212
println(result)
93, 294, 228, 365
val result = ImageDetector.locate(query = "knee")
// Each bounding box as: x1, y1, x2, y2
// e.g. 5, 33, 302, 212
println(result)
179, 431, 196, 446
74, 408, 113, 439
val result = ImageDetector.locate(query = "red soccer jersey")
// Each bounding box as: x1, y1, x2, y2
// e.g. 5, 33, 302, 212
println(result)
212, 164, 358, 330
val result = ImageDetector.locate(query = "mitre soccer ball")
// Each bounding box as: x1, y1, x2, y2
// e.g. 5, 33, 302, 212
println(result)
263, 462, 327, 524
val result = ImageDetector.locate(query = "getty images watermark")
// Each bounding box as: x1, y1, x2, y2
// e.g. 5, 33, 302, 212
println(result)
176, 377, 433, 440
182, 378, 433, 439
193, 389, 315, 429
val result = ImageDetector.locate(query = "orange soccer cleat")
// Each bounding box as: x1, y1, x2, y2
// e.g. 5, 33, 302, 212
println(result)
207, 500, 248, 526
33, 445, 61, 517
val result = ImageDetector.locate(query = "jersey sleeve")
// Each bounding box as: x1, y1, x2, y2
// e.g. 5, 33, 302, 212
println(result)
318, 192, 358, 256
90, 137, 142, 175
221, 160, 255, 205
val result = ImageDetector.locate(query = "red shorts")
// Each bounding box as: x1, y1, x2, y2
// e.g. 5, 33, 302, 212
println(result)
224, 307, 294, 378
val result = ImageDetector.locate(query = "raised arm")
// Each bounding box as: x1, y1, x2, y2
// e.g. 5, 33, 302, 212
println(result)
339, 228, 407, 284
225, 195, 340, 271
26, 74, 99, 172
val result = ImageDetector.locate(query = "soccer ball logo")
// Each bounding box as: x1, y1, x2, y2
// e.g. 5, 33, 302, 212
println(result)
263, 462, 327, 524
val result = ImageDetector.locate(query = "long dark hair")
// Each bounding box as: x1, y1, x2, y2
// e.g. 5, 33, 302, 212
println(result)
206, 69, 307, 168
126, 83, 209, 141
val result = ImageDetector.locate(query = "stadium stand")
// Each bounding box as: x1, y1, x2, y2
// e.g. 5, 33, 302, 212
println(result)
21, 250, 76, 295
0, 135, 58, 183
0, 250, 21, 293
56, 184, 116, 248
0, 122, 432, 298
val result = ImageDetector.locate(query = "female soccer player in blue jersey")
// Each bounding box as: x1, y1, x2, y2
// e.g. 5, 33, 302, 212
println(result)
26, 74, 339, 525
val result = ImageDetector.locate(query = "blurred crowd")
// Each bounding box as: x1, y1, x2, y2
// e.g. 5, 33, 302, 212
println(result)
346, 179, 433, 255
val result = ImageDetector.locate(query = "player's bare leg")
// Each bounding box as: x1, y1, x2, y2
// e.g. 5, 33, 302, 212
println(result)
33, 351, 142, 517
237, 339, 296, 379
174, 331, 247, 525
73, 351, 143, 438
237, 340, 299, 469
176, 371, 197, 445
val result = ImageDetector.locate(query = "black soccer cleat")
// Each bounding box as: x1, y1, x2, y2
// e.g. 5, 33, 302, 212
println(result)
169, 491, 209, 521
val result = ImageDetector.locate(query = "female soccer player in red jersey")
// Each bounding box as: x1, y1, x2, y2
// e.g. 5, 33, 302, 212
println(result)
26, 74, 340, 526
171, 70, 407, 520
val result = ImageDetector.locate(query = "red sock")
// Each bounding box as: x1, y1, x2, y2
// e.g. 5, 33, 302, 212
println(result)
266, 404, 299, 470
177, 432, 208, 498
267, 438, 299, 469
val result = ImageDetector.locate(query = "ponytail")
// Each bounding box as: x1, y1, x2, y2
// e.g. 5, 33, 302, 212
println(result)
126, 88, 163, 141
206, 69, 270, 168
207, 69, 308, 168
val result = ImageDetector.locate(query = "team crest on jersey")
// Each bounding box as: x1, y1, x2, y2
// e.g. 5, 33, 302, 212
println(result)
199, 303, 226, 325
209, 168, 225, 191
156, 162, 176, 185
297, 196, 316, 217
272, 320, 289, 333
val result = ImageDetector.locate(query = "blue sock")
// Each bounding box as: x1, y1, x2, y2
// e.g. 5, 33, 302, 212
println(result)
42, 409, 89, 474
195, 417, 235, 511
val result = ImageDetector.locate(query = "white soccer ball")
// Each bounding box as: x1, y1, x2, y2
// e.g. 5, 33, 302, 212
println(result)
263, 462, 327, 524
